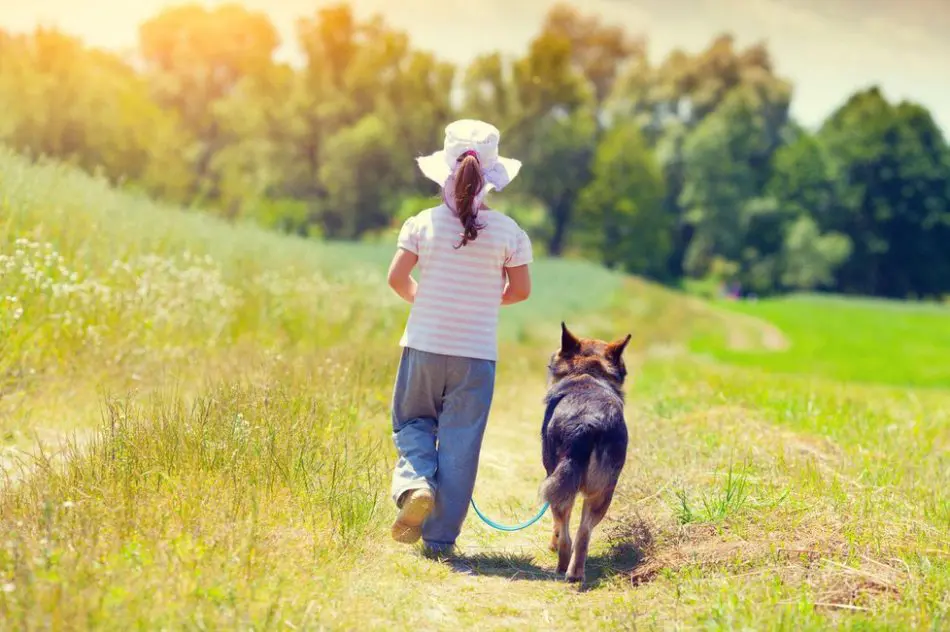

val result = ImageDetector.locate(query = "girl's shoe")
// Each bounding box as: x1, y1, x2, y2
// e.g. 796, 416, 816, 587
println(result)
391, 488, 435, 544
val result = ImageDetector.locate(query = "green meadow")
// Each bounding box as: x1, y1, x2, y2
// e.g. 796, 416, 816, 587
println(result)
694, 294, 950, 388
1, 150, 947, 630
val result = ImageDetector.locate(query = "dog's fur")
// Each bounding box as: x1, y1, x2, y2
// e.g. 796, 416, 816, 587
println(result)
539, 322, 630, 583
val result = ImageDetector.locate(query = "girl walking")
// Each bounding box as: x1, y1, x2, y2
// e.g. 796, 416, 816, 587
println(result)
386, 119, 533, 554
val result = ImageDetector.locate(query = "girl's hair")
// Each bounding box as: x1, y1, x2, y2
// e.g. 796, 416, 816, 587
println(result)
453, 151, 485, 248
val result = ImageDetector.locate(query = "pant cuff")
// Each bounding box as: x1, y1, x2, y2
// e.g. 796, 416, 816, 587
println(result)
422, 540, 455, 556
391, 482, 435, 507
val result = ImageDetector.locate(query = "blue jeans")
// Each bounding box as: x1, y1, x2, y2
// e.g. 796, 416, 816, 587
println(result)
390, 347, 496, 552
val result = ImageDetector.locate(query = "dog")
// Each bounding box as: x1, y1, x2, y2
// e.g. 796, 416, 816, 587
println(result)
539, 322, 631, 583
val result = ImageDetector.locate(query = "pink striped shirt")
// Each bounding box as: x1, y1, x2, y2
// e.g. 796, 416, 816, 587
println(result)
397, 204, 533, 361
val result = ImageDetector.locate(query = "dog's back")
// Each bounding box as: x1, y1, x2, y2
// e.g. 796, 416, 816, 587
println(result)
539, 323, 631, 582
540, 374, 628, 511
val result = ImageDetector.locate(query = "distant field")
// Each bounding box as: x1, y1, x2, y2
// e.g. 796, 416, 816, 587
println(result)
693, 293, 950, 388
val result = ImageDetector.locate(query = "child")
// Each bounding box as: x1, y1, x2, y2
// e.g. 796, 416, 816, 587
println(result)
386, 119, 533, 555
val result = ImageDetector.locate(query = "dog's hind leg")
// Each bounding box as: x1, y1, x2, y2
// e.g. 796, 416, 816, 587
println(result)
551, 502, 574, 575
546, 465, 560, 553
566, 486, 615, 584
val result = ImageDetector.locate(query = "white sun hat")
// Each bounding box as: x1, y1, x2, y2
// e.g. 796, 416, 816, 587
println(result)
416, 119, 522, 195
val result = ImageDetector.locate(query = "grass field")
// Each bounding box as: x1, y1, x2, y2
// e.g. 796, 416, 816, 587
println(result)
693, 294, 950, 389
0, 148, 948, 630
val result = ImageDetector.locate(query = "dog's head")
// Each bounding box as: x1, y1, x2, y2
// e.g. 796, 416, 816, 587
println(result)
547, 322, 632, 392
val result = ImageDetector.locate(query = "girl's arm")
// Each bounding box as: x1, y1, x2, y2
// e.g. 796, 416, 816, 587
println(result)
387, 248, 419, 304
502, 264, 531, 306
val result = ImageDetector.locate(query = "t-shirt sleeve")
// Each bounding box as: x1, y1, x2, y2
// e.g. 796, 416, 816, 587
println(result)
396, 216, 419, 254
505, 227, 534, 268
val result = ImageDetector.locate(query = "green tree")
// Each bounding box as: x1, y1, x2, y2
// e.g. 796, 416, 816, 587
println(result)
610, 35, 792, 278
885, 102, 950, 298
817, 88, 950, 298
515, 109, 598, 256
762, 127, 850, 292
317, 115, 407, 239
460, 53, 515, 127
679, 86, 782, 279
780, 215, 852, 291
291, 5, 454, 235
0, 27, 192, 200
575, 122, 670, 278
540, 3, 642, 108
503, 5, 641, 254
766, 127, 837, 225
138, 4, 280, 203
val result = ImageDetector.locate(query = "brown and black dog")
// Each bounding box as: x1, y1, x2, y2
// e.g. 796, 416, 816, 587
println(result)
540, 323, 631, 583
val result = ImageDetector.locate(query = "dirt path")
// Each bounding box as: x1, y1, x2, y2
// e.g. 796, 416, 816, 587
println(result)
362, 373, 643, 630
349, 348, 897, 630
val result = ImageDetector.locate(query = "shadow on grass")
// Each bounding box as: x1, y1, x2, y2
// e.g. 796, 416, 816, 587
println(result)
439, 519, 653, 591
444, 551, 556, 582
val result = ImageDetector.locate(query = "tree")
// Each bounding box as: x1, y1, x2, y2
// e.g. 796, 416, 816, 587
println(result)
502, 5, 644, 255
817, 88, 950, 298
610, 35, 792, 278
138, 4, 280, 203
679, 86, 783, 279
0, 28, 192, 200
766, 126, 837, 225
759, 127, 851, 292
540, 3, 643, 108
781, 215, 852, 291
317, 115, 407, 239
460, 53, 515, 126
290, 5, 455, 235
575, 122, 670, 278
515, 108, 598, 256
885, 102, 950, 298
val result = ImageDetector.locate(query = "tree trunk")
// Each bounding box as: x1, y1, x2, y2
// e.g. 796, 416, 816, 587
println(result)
548, 199, 571, 256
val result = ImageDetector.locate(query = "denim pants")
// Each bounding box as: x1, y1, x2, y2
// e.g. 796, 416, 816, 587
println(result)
390, 347, 496, 552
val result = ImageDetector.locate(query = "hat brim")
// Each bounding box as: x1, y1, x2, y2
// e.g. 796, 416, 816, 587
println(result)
416, 151, 522, 192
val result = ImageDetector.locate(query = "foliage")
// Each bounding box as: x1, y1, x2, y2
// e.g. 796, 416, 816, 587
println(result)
780, 215, 852, 291
574, 122, 670, 278
1, 4, 949, 299
0, 28, 193, 201
679, 87, 784, 279
815, 88, 950, 298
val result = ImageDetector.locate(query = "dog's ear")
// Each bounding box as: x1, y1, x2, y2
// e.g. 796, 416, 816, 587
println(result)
606, 334, 632, 363
560, 322, 581, 356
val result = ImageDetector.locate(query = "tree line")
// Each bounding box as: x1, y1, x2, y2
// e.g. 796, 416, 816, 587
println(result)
1, 3, 949, 299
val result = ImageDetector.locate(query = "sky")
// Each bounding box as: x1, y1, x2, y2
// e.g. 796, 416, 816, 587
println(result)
1, 0, 947, 133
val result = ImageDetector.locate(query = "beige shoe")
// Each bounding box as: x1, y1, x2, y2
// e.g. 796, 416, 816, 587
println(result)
391, 488, 435, 544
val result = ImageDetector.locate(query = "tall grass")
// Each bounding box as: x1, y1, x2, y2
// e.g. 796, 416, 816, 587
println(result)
673, 461, 755, 525
0, 348, 397, 626
0, 149, 411, 625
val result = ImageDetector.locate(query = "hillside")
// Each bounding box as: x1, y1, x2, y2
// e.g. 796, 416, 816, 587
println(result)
1, 149, 947, 630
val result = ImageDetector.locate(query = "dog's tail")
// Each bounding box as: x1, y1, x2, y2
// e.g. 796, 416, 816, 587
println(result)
539, 439, 593, 512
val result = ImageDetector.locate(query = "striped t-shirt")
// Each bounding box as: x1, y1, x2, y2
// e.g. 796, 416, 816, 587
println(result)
396, 204, 533, 362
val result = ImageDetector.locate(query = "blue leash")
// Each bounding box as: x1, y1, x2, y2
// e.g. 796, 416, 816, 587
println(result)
470, 497, 550, 532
